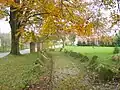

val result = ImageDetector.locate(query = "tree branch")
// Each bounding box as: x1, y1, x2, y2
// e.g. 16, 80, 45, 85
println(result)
27, 12, 49, 19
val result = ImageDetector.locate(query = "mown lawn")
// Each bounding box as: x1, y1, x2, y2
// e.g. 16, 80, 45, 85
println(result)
65, 46, 114, 54
0, 53, 43, 90
65, 46, 119, 66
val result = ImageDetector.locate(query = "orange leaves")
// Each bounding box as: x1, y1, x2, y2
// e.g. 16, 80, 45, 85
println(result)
100, 35, 113, 43
73, 21, 94, 36
44, 2, 61, 18
16, 26, 24, 37
73, 23, 84, 35
41, 16, 57, 36
84, 22, 94, 36
51, 7, 61, 17
0, 0, 20, 7
0, 0, 14, 4
0, 0, 10, 3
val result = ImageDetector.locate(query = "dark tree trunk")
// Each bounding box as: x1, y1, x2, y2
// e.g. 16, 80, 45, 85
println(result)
37, 42, 40, 52
30, 42, 36, 53
60, 39, 65, 52
37, 42, 43, 52
40, 43, 43, 50
9, 2, 20, 55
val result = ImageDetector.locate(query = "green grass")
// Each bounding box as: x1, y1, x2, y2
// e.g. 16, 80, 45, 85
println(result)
65, 46, 118, 66
0, 53, 42, 90
65, 46, 114, 54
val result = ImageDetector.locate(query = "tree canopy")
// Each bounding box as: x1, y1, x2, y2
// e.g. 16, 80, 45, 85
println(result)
0, 0, 120, 54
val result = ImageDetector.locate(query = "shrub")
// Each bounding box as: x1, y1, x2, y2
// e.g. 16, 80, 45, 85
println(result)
65, 50, 89, 62
71, 52, 77, 57
68, 51, 84, 59
88, 55, 98, 70
69, 50, 74, 56
112, 54, 120, 62
69, 52, 76, 57
49, 48, 55, 51
113, 46, 119, 54
87, 55, 116, 81
77, 41, 82, 46
96, 64, 115, 81
75, 53, 83, 59
80, 56, 89, 62
64, 49, 68, 53
73, 52, 78, 57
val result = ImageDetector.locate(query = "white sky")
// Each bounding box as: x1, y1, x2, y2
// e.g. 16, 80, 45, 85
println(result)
0, 0, 117, 34
0, 19, 11, 33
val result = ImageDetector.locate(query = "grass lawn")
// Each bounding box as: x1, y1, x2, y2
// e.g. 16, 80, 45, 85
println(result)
65, 46, 119, 66
0, 53, 43, 90
65, 46, 114, 54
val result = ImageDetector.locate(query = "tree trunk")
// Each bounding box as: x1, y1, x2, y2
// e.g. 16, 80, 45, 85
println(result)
30, 42, 36, 53
37, 42, 43, 52
40, 43, 43, 50
60, 39, 65, 52
9, 3, 20, 55
37, 42, 40, 52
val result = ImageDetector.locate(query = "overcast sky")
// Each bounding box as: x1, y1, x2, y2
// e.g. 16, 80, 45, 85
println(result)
0, 18, 10, 33
0, 0, 118, 34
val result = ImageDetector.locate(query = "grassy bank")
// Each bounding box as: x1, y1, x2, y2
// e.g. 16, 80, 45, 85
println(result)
0, 53, 43, 90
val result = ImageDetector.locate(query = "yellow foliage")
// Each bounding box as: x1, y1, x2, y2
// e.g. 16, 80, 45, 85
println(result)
0, 0, 97, 43
72, 20, 93, 36
0, 0, 15, 5
41, 16, 57, 36
15, 26, 24, 37
100, 36, 113, 43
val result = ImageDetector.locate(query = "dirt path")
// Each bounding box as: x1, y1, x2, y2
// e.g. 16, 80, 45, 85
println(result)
51, 52, 82, 89
26, 52, 120, 90
52, 52, 80, 74
26, 52, 83, 90
52, 52, 120, 90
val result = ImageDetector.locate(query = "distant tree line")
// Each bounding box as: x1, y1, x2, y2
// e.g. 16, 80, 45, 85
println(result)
0, 33, 11, 52
77, 40, 116, 47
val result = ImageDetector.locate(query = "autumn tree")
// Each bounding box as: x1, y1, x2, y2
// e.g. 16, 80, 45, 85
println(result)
0, 0, 51, 54
0, 0, 105, 54
9, 0, 21, 55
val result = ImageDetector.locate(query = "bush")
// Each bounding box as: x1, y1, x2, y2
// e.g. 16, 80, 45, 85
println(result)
113, 47, 119, 54
75, 53, 83, 58
80, 56, 89, 62
96, 64, 115, 81
70, 52, 78, 57
49, 48, 55, 51
77, 41, 82, 46
88, 55, 98, 70
64, 49, 68, 53
67, 51, 84, 59
87, 56, 116, 81
112, 54, 120, 62
64, 50, 89, 62
68, 51, 74, 56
